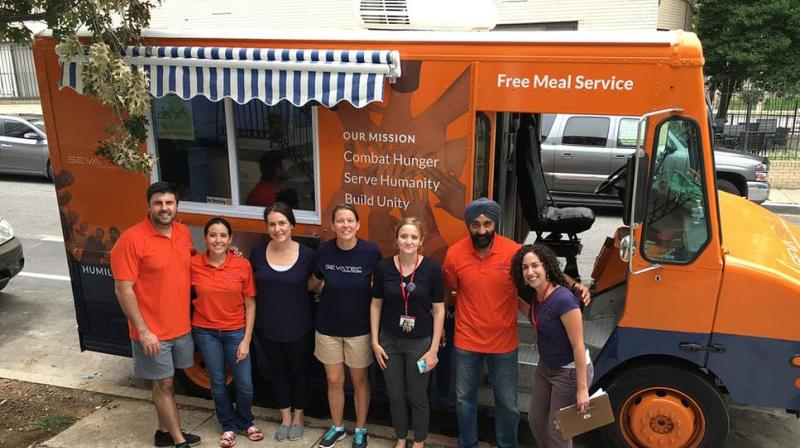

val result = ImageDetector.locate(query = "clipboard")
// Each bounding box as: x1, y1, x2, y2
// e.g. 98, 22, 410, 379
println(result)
553, 389, 615, 440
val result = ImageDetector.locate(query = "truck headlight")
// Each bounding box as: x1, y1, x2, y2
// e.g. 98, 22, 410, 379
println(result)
755, 163, 768, 182
0, 218, 14, 245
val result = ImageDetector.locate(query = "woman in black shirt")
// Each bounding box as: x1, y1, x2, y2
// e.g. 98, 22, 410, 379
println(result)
249, 202, 317, 442
370, 217, 445, 448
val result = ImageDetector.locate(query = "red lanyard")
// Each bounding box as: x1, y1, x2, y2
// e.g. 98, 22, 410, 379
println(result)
399, 254, 420, 315
531, 283, 554, 336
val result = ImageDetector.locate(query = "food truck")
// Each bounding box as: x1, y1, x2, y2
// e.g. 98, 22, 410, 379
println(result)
33, 26, 800, 447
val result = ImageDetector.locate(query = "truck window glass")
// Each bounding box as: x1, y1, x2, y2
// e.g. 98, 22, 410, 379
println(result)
617, 118, 644, 148
235, 100, 316, 211
562, 116, 609, 146
540, 113, 556, 142
151, 95, 320, 215
151, 95, 231, 203
642, 118, 709, 264
474, 112, 490, 198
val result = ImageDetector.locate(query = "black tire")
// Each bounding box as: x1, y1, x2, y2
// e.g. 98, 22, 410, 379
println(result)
716, 178, 742, 197
46, 160, 53, 180
0, 279, 8, 292
598, 364, 729, 448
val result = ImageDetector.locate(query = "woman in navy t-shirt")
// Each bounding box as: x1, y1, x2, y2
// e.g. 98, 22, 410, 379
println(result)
313, 203, 381, 448
370, 217, 445, 448
511, 244, 592, 448
250, 202, 316, 442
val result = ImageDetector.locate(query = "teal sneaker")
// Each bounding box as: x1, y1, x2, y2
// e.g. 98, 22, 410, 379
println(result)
319, 425, 347, 448
352, 428, 368, 448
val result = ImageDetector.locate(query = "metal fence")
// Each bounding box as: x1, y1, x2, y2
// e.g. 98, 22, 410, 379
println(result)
710, 81, 800, 160
0, 43, 39, 101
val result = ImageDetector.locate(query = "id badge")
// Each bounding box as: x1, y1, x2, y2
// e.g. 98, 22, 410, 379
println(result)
399, 315, 416, 332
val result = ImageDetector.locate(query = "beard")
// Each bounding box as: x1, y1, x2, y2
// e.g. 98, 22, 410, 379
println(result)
151, 210, 175, 226
471, 231, 494, 249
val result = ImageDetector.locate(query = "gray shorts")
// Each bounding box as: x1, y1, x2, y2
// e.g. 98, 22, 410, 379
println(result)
131, 332, 194, 380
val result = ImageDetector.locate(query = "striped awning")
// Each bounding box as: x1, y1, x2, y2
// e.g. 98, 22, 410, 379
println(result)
61, 46, 402, 108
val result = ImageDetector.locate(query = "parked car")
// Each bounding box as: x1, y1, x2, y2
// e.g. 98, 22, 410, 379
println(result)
540, 113, 770, 204
0, 114, 51, 179
0, 217, 24, 292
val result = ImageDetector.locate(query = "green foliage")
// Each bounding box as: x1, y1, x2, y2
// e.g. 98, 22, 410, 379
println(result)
28, 413, 76, 432
695, 0, 800, 93
0, 0, 158, 174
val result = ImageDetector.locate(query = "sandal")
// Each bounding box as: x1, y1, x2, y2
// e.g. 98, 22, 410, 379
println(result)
244, 425, 265, 442
220, 431, 236, 448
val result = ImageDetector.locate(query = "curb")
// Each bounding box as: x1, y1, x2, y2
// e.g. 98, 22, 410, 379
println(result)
0, 368, 464, 448
762, 202, 800, 215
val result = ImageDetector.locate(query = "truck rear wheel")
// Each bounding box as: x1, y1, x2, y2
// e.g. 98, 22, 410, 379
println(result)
175, 351, 234, 398
599, 364, 729, 448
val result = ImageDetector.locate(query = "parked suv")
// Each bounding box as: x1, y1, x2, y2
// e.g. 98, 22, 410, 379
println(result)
0, 114, 51, 179
0, 217, 24, 292
540, 113, 770, 204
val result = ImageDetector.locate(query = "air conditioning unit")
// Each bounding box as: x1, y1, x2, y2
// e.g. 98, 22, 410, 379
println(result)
358, 0, 496, 31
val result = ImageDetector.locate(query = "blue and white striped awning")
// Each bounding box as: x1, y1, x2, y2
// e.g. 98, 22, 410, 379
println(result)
61, 46, 402, 108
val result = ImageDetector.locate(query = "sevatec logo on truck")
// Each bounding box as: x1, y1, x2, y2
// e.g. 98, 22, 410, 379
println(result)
497, 73, 635, 91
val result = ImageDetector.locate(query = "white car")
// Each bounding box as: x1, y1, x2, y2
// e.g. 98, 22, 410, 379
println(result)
0, 217, 23, 291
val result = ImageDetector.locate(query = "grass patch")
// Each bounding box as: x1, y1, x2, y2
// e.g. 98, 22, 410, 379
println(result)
28, 414, 76, 432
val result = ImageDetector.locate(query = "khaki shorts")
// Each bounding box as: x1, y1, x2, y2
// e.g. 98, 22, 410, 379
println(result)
314, 331, 373, 368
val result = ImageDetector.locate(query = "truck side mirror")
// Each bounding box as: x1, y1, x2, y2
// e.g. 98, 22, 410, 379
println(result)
23, 131, 41, 140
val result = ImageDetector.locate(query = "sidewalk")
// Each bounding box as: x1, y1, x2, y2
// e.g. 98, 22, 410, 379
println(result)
0, 368, 460, 448
762, 188, 800, 215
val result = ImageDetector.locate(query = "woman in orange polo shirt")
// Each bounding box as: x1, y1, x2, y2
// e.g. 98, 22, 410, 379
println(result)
191, 217, 264, 447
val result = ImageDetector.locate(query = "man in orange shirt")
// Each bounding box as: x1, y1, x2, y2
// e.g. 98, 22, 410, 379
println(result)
110, 182, 200, 448
443, 198, 521, 448
443, 198, 588, 448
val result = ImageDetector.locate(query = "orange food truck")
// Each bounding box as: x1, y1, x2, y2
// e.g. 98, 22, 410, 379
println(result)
33, 27, 800, 447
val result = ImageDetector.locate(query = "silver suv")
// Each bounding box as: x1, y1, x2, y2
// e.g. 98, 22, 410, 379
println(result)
540, 114, 770, 204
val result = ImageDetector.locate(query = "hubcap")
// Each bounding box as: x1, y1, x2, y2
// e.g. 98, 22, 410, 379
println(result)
620, 387, 705, 448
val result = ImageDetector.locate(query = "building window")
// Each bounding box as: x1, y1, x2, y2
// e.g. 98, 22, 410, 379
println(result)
150, 95, 320, 223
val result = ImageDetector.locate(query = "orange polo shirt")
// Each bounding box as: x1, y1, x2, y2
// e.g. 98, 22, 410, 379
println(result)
110, 218, 194, 341
191, 252, 256, 331
442, 234, 521, 354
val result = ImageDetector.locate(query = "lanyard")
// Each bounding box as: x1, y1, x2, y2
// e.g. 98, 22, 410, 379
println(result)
531, 283, 554, 336
399, 254, 420, 315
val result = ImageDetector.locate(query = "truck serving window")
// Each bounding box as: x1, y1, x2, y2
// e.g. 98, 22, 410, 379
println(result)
150, 95, 319, 222
642, 117, 709, 264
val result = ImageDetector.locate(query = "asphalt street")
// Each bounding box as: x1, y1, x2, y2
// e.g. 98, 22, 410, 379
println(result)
1, 175, 799, 447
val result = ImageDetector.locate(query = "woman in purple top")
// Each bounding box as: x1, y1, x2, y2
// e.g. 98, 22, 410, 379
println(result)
511, 244, 592, 448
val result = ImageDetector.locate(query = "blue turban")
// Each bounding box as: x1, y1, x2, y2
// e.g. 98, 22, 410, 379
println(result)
464, 198, 501, 225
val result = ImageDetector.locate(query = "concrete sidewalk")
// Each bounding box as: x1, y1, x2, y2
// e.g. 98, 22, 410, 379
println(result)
762, 189, 800, 215
0, 369, 459, 448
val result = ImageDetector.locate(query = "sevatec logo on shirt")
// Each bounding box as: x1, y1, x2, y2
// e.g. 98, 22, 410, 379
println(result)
325, 264, 364, 274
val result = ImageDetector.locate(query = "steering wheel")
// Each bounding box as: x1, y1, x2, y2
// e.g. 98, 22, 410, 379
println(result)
595, 163, 628, 195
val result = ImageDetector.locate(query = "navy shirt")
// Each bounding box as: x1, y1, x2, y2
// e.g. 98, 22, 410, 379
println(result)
314, 238, 382, 337
372, 256, 444, 339
250, 241, 315, 342
530, 286, 581, 368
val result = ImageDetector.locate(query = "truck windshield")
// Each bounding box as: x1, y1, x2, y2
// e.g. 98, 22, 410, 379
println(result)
642, 117, 709, 264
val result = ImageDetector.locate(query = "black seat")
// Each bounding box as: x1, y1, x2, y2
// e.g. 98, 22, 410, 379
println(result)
516, 114, 595, 279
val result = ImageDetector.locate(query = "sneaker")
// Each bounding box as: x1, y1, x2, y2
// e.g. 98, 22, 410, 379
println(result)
319, 425, 347, 448
154, 430, 202, 447
352, 428, 368, 448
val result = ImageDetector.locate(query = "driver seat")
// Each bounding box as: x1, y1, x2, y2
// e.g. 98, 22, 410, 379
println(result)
516, 114, 595, 279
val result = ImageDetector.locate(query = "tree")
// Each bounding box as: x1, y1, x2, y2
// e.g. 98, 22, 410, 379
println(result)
694, 0, 800, 120
0, 0, 158, 173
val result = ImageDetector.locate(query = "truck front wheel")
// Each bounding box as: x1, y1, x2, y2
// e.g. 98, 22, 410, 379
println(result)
599, 364, 729, 448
